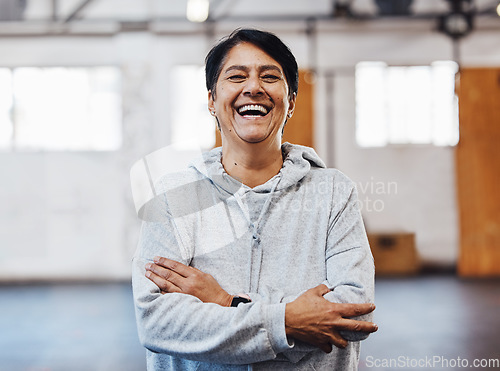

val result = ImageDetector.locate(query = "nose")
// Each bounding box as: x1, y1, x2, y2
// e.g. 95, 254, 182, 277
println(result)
243, 75, 264, 96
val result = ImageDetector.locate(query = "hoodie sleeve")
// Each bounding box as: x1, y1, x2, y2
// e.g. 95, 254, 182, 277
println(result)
322, 178, 375, 341
132, 219, 293, 364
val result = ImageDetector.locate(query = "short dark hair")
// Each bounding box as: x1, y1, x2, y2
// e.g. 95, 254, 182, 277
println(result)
205, 28, 299, 99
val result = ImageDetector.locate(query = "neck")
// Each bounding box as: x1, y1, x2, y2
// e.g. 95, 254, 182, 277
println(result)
221, 138, 283, 188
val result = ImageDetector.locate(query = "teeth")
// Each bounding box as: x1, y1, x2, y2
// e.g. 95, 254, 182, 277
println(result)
238, 104, 268, 115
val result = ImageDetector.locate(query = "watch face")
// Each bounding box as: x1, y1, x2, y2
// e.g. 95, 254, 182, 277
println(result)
231, 296, 251, 307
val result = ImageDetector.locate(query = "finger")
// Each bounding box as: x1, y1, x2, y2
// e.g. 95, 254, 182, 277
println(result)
331, 338, 348, 349
328, 331, 348, 349
154, 256, 192, 277
334, 318, 378, 333
335, 303, 376, 317
318, 342, 333, 353
311, 284, 331, 297
146, 270, 182, 293
189, 266, 205, 274
146, 263, 185, 287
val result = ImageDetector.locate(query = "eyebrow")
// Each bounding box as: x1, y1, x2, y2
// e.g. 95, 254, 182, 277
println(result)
224, 64, 282, 74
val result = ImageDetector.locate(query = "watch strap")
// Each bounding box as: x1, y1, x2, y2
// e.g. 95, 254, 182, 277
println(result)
230, 296, 251, 307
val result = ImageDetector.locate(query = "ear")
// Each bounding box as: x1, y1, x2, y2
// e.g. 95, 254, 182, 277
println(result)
287, 92, 297, 119
208, 90, 215, 114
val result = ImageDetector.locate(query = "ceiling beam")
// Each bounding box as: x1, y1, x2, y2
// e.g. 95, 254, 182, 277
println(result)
64, 0, 94, 23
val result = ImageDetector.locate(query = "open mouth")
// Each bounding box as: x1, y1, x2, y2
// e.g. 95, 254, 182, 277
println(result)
237, 104, 270, 117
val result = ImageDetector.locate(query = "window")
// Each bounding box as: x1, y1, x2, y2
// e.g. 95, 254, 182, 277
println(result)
355, 61, 459, 147
0, 66, 122, 151
170, 65, 215, 151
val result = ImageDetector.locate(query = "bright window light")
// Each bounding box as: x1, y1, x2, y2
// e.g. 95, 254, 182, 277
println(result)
0, 66, 122, 151
170, 65, 215, 151
355, 61, 459, 147
0, 69, 13, 148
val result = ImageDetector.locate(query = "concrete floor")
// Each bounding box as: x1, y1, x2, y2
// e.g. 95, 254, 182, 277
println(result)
0, 276, 499, 371
359, 276, 500, 370
0, 283, 146, 371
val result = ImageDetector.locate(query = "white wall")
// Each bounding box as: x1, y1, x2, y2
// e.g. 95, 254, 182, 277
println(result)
0, 35, 151, 280
1, 19, 499, 280
310, 23, 500, 266
0, 33, 215, 280
314, 24, 457, 266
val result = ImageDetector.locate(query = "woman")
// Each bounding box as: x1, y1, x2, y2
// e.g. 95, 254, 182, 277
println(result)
133, 28, 377, 370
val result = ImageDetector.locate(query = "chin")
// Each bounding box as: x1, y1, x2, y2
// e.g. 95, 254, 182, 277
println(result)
234, 128, 269, 144
240, 136, 267, 144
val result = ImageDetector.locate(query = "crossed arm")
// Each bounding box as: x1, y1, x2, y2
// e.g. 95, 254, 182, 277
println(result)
145, 256, 377, 353
134, 179, 376, 361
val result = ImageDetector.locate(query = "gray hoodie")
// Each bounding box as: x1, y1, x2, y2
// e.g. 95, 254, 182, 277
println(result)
132, 142, 375, 370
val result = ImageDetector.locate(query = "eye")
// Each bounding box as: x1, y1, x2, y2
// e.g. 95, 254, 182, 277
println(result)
228, 75, 246, 82
262, 74, 280, 82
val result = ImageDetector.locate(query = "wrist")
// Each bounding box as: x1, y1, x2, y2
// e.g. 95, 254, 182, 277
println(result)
284, 302, 298, 337
224, 294, 234, 307
217, 292, 233, 307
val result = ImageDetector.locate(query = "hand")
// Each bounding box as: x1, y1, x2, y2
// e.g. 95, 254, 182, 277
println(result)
145, 256, 233, 307
285, 284, 377, 353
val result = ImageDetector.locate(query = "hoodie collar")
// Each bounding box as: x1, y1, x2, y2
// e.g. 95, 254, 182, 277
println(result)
191, 142, 326, 194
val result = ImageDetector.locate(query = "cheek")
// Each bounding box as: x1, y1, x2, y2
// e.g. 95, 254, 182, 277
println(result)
276, 97, 288, 111
219, 87, 239, 107
273, 87, 289, 108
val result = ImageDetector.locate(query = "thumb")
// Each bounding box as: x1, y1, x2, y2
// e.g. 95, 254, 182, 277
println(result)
311, 283, 331, 297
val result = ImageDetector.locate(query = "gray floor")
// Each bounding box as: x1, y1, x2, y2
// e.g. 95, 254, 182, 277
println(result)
1, 276, 499, 371
359, 276, 500, 370
0, 283, 146, 371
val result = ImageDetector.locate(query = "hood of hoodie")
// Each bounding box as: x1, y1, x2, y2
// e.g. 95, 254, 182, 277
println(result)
137, 143, 326, 222
190, 142, 326, 195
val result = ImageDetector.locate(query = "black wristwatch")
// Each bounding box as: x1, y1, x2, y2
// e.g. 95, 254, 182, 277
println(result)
230, 296, 251, 307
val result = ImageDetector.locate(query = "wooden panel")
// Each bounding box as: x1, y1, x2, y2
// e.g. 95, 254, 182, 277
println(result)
456, 68, 500, 277
368, 233, 420, 276
282, 70, 314, 147
215, 70, 314, 148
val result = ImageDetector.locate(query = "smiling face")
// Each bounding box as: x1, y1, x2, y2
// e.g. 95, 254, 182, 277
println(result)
208, 42, 296, 147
